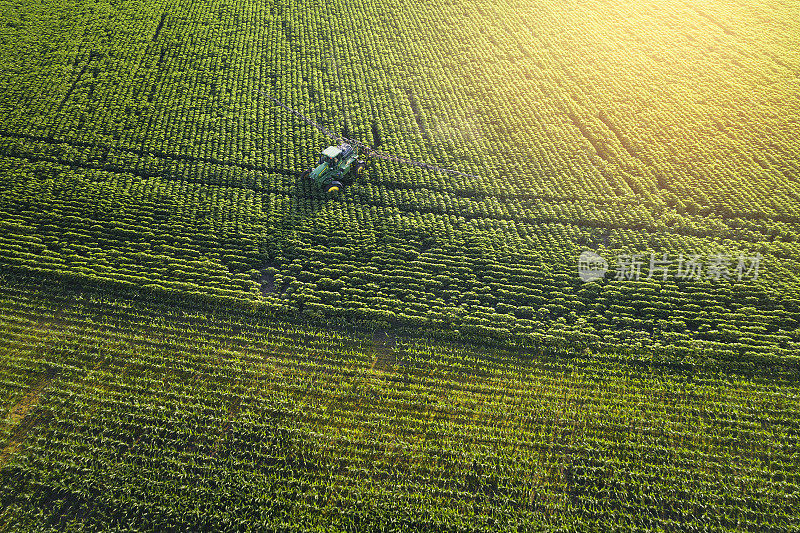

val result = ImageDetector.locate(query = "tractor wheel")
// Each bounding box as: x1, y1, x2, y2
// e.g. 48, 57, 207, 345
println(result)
355, 161, 366, 177
327, 180, 343, 194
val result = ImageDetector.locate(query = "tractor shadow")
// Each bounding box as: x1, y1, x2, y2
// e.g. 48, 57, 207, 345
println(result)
257, 169, 358, 296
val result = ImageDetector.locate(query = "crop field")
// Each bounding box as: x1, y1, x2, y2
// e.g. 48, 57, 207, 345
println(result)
1, 278, 799, 530
0, 0, 799, 529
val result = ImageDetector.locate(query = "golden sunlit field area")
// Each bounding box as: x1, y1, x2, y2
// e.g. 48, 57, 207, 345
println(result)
0, 0, 798, 529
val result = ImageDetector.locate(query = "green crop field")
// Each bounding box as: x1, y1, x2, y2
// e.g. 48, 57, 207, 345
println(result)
0, 0, 799, 529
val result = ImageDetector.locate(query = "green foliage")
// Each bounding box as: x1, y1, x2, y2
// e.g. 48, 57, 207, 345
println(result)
0, 0, 799, 528
0, 281, 798, 531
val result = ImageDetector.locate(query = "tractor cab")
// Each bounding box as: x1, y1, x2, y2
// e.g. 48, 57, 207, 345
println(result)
320, 145, 342, 167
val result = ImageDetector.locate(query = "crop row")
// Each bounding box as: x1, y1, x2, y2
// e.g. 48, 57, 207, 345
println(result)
1, 0, 798, 215
0, 154, 798, 364
1, 279, 799, 529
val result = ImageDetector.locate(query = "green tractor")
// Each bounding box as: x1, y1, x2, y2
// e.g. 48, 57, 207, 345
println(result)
262, 93, 480, 194
302, 143, 367, 194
